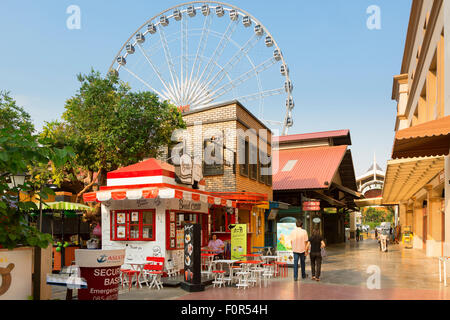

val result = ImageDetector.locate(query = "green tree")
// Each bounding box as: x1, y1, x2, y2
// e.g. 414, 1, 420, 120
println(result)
42, 70, 186, 203
0, 91, 74, 249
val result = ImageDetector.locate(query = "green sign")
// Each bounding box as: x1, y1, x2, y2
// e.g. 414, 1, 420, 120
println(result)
230, 224, 247, 260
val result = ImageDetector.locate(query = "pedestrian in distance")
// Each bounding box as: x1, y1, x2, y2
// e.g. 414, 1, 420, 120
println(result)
356, 227, 360, 242
287, 219, 309, 281
305, 228, 326, 282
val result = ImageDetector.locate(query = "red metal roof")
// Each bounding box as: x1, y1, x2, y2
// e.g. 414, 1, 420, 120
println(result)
273, 145, 348, 191
107, 158, 175, 179
273, 130, 350, 143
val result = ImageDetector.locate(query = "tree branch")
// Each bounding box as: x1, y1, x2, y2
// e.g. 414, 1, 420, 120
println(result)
76, 168, 101, 202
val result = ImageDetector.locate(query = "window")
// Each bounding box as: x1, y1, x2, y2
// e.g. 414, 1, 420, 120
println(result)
111, 210, 155, 241
249, 143, 257, 180
203, 139, 224, 176
239, 139, 249, 177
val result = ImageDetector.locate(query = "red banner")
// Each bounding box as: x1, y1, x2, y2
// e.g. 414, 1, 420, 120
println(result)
75, 249, 125, 301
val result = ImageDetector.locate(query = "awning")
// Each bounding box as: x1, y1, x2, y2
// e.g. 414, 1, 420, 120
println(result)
83, 186, 236, 208
311, 191, 346, 208
392, 116, 450, 159
382, 155, 445, 204
355, 197, 383, 207
42, 202, 93, 211
330, 182, 362, 199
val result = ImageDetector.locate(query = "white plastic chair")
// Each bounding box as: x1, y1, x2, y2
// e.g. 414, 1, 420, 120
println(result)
439, 256, 449, 286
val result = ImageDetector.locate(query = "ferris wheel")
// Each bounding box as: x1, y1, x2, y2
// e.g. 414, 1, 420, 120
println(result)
109, 1, 294, 135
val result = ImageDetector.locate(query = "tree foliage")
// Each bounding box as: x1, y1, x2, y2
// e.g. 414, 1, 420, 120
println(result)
0, 91, 74, 249
42, 70, 185, 204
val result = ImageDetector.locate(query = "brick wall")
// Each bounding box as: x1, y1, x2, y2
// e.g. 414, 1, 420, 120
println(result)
180, 102, 273, 200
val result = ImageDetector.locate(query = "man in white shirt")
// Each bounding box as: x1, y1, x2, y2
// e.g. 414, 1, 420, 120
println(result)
288, 220, 309, 281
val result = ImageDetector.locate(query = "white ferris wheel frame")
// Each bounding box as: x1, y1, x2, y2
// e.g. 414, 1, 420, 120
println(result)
109, 1, 294, 135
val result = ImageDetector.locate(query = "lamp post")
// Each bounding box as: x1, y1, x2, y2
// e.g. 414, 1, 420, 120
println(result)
34, 182, 57, 301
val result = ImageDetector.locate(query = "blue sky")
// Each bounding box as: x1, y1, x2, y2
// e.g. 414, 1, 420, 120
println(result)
0, 0, 412, 176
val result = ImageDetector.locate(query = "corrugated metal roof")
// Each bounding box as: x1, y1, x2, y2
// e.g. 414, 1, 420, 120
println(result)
273, 145, 348, 191
274, 130, 350, 143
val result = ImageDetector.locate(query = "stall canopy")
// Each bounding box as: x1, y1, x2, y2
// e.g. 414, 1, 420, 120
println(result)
391, 115, 450, 159
83, 158, 237, 208
41, 201, 92, 212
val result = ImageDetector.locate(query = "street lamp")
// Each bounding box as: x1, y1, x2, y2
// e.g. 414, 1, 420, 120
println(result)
6, 172, 27, 189
34, 182, 57, 301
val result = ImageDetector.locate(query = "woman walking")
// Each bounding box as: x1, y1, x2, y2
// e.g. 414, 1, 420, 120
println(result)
306, 228, 326, 281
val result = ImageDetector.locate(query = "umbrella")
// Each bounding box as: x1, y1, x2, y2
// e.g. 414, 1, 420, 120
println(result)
41, 202, 93, 211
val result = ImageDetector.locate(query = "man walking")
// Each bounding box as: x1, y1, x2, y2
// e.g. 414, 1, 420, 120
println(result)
288, 220, 309, 281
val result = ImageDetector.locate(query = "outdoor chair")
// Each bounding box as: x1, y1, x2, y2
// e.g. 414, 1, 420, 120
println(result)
212, 270, 226, 288
143, 257, 165, 290
120, 265, 140, 291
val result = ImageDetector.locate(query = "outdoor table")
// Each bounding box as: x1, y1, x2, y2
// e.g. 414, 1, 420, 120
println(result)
201, 253, 217, 275
253, 246, 274, 255
241, 253, 261, 261
214, 259, 239, 285
261, 256, 278, 264
127, 261, 147, 288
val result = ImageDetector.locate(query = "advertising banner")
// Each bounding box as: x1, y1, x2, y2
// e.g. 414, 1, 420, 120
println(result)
75, 249, 125, 300
230, 224, 247, 260
184, 224, 201, 284
277, 223, 296, 265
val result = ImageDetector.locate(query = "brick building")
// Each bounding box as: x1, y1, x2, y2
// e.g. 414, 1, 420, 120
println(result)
162, 100, 273, 252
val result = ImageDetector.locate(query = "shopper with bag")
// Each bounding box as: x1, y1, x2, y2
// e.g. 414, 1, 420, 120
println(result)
306, 228, 326, 282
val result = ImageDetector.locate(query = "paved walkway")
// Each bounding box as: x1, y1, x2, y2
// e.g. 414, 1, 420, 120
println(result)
51, 240, 450, 300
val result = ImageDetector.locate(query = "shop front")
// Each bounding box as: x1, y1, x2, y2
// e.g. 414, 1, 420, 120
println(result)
208, 192, 268, 257
83, 158, 236, 273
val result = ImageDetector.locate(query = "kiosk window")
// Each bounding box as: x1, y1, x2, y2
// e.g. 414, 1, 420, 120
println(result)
111, 210, 155, 241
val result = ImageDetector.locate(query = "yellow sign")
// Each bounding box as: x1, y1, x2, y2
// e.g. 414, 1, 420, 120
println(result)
256, 202, 270, 210
230, 224, 247, 260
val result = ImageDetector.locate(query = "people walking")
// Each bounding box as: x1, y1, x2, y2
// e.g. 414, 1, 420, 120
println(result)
306, 228, 326, 281
356, 227, 360, 242
288, 219, 309, 281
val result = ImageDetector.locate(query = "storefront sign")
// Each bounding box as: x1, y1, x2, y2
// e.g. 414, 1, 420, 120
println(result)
0, 248, 32, 300
303, 201, 320, 211
179, 199, 202, 211
230, 224, 247, 260
75, 249, 125, 300
184, 224, 201, 284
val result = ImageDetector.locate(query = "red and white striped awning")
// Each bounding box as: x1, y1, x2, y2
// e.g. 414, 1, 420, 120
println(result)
83, 187, 236, 208
82, 158, 236, 208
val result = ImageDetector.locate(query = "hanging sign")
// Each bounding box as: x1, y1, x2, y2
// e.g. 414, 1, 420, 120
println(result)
303, 200, 320, 211
230, 224, 247, 260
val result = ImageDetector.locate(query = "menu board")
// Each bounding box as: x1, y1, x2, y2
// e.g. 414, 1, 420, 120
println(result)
230, 224, 247, 260
176, 229, 184, 249
277, 223, 296, 265
184, 223, 201, 284
166, 211, 178, 250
